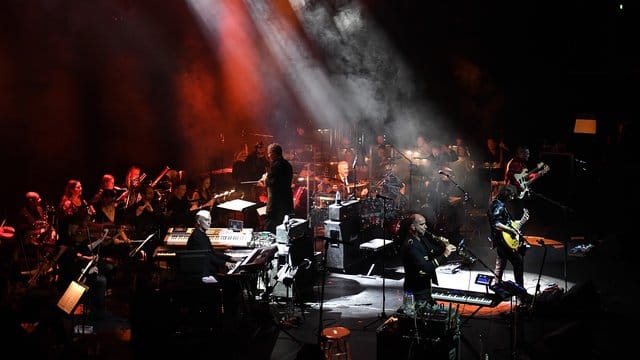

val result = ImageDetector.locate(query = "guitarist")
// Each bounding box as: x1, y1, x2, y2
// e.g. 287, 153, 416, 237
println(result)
487, 184, 528, 294
504, 146, 542, 218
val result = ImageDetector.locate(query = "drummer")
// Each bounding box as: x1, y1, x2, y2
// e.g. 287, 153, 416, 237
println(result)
317, 160, 368, 200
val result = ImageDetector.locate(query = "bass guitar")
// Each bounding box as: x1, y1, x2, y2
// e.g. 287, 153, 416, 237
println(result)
501, 208, 529, 253
513, 162, 550, 199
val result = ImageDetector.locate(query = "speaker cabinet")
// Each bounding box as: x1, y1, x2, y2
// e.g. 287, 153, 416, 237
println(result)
325, 241, 362, 272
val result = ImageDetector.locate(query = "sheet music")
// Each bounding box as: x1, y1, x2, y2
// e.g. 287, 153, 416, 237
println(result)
57, 280, 88, 315
217, 199, 256, 212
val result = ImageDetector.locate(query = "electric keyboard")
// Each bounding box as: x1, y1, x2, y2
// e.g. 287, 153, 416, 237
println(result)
164, 228, 253, 248
431, 287, 502, 307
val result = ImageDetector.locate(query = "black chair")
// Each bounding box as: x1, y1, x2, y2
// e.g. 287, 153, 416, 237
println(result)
175, 249, 209, 283
172, 250, 223, 331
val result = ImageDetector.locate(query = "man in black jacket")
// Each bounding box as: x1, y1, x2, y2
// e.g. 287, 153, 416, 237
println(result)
259, 143, 294, 234
400, 213, 456, 304
186, 210, 234, 277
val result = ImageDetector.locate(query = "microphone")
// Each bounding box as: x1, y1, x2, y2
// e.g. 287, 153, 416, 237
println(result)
438, 170, 451, 177
113, 186, 126, 191
352, 154, 358, 169
376, 194, 392, 200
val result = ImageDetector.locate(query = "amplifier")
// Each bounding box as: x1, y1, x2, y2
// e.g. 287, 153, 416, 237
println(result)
328, 199, 360, 221
323, 220, 358, 243
276, 218, 309, 244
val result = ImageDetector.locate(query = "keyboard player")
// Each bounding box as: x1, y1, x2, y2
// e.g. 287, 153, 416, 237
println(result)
187, 210, 236, 279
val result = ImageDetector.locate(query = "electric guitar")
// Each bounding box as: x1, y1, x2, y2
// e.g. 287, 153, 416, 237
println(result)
501, 208, 529, 253
513, 162, 550, 199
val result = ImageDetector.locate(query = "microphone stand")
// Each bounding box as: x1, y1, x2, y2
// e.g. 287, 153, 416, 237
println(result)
529, 190, 574, 291
442, 173, 472, 206
386, 143, 413, 207
362, 196, 389, 330
530, 240, 548, 310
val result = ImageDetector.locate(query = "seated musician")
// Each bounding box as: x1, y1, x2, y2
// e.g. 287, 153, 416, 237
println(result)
317, 160, 368, 200
187, 210, 235, 279
92, 189, 131, 264
399, 213, 456, 305
57, 216, 113, 320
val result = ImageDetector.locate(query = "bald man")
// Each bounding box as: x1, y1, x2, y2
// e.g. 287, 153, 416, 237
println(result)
400, 213, 456, 304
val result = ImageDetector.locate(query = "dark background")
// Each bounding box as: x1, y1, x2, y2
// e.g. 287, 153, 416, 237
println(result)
1, 0, 636, 221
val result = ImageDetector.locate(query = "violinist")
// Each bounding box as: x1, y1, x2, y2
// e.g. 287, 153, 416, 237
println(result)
399, 213, 456, 304
93, 189, 132, 264
128, 184, 164, 257
117, 166, 145, 210
56, 216, 113, 320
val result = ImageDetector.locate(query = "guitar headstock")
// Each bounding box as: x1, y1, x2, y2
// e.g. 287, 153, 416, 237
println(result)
522, 208, 530, 221
537, 162, 551, 175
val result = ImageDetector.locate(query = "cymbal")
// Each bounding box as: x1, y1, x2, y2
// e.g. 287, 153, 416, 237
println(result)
317, 177, 344, 186
314, 162, 339, 167
316, 193, 336, 201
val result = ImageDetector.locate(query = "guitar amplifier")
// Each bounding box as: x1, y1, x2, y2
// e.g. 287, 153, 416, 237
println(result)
275, 218, 309, 244
328, 199, 360, 221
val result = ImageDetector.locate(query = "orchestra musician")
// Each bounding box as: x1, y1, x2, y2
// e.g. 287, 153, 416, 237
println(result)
16, 191, 56, 247
56, 216, 113, 320
58, 180, 95, 245
117, 166, 145, 210
128, 184, 164, 259
92, 189, 132, 265
190, 173, 216, 213
400, 213, 456, 304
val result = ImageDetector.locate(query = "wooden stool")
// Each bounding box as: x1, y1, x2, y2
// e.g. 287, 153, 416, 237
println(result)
321, 326, 352, 360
